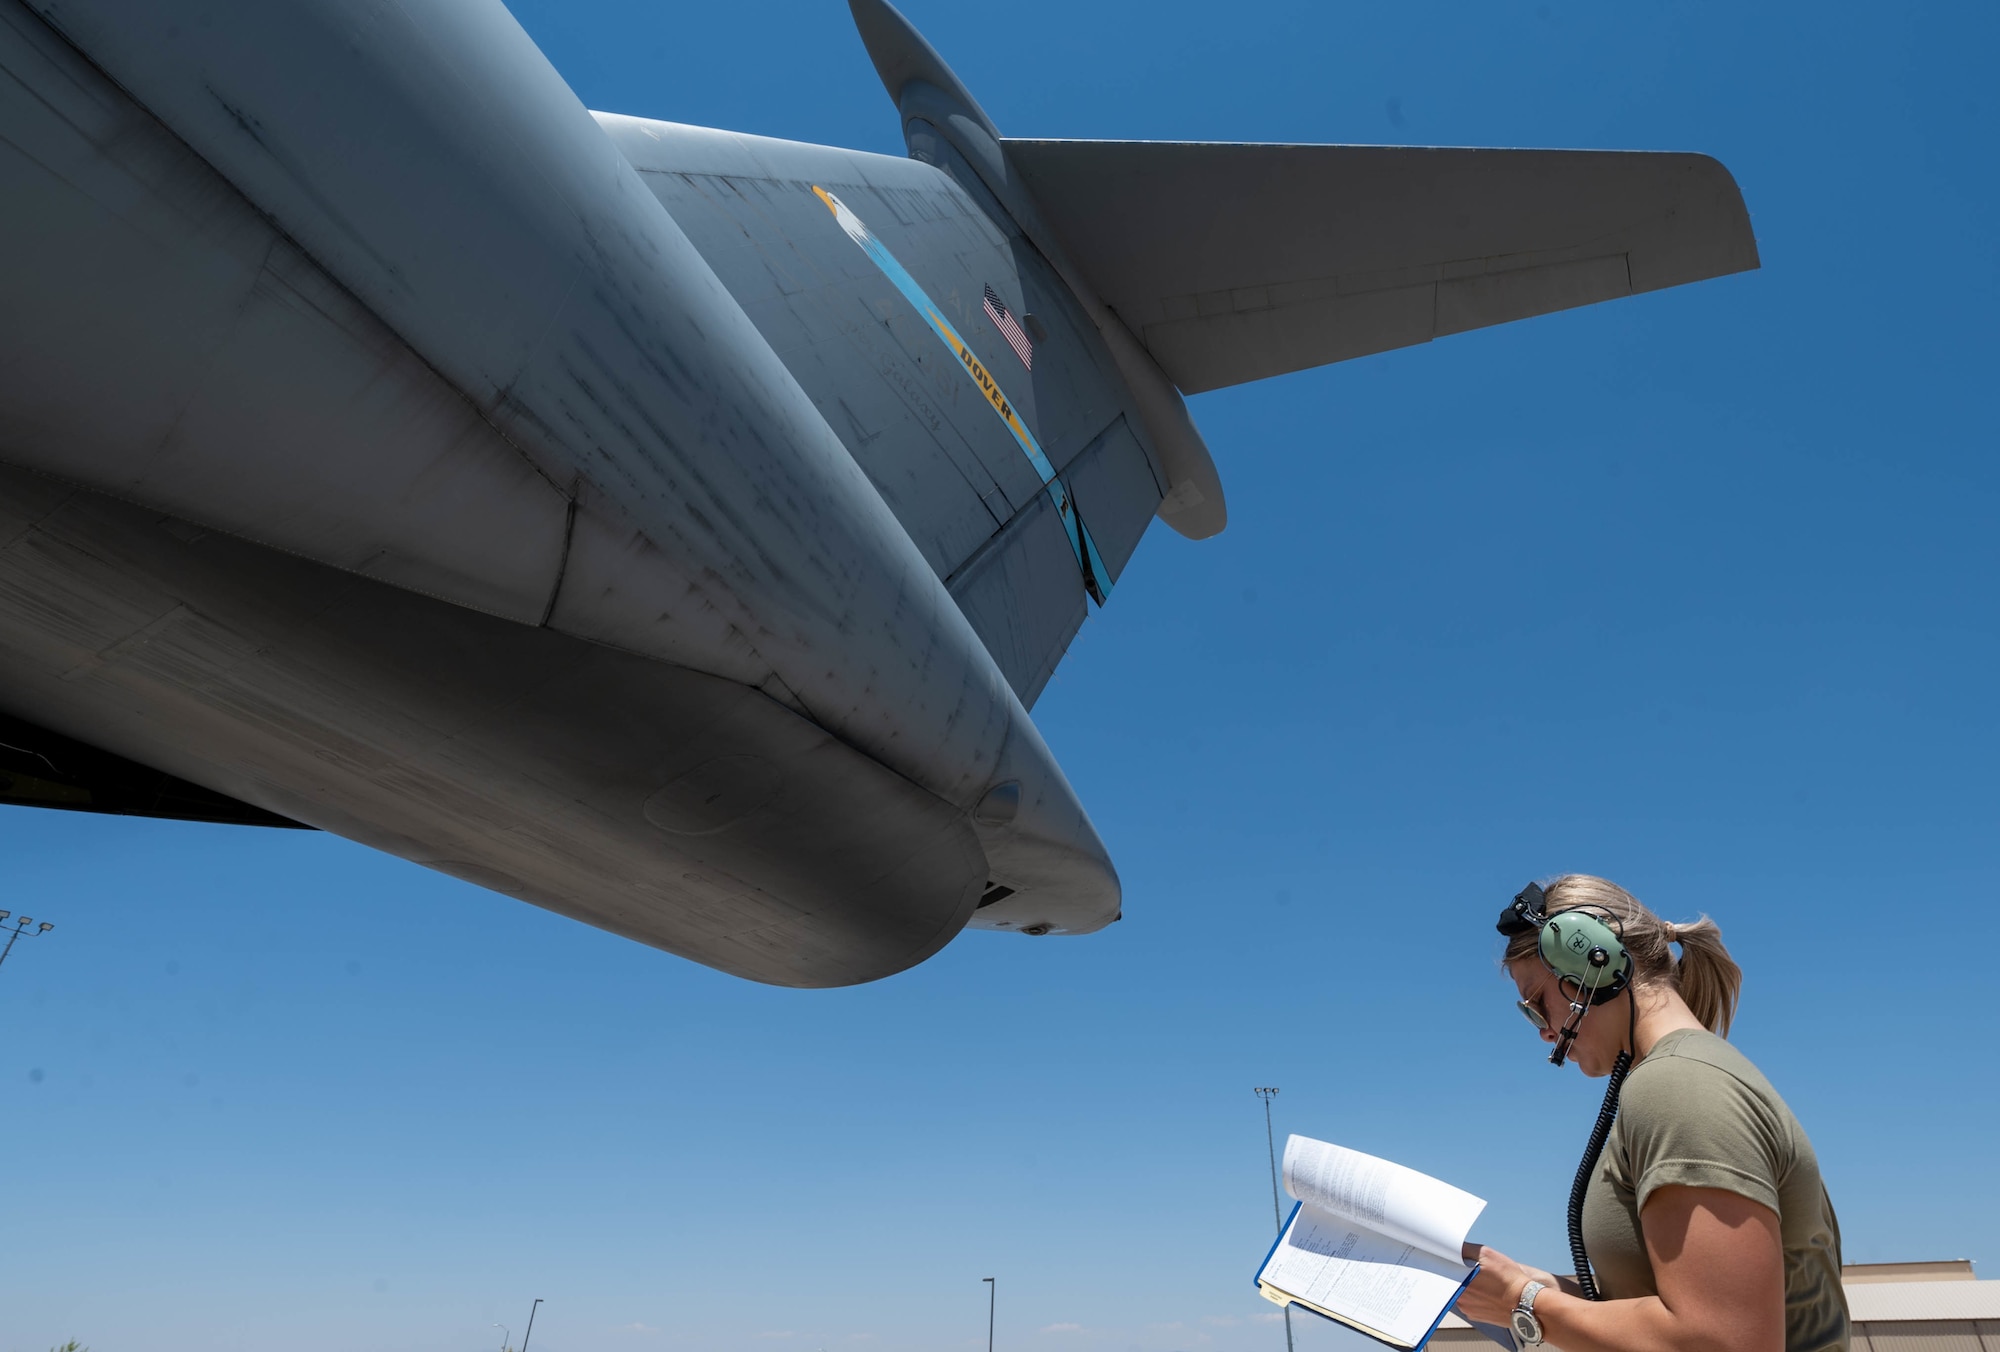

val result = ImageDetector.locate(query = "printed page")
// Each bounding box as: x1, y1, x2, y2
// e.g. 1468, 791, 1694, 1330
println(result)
1283, 1135, 1486, 1264
1259, 1203, 1473, 1348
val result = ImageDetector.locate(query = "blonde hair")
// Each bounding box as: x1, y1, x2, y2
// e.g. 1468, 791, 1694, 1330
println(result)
1502, 874, 1743, 1036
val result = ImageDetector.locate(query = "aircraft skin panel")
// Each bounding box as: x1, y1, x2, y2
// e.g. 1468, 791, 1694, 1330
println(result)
931, 415, 1157, 707
0, 2, 572, 622
1002, 139, 1760, 394
0, 0, 799, 706
622, 143, 1091, 688
0, 0, 1124, 970
946, 493, 1085, 711
882, 120, 1163, 524
16, 0, 1016, 812
598, 113, 1166, 701
1057, 416, 1162, 590
807, 183, 1118, 607
537, 488, 791, 700
751, 327, 1009, 582
0, 466, 993, 986
605, 117, 1136, 523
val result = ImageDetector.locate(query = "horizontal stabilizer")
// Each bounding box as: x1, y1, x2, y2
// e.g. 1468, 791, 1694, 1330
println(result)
1003, 141, 1759, 394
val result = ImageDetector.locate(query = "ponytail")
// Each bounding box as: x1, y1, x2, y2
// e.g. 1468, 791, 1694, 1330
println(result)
1667, 914, 1742, 1037
1502, 875, 1745, 1037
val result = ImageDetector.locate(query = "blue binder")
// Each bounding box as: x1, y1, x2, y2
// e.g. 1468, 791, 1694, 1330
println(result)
1253, 1199, 1483, 1352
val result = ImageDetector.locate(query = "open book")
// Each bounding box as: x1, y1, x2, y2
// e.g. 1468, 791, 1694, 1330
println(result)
1254, 1135, 1487, 1351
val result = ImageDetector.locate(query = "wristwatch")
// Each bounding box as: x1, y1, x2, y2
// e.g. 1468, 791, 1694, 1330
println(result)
1510, 1279, 1549, 1349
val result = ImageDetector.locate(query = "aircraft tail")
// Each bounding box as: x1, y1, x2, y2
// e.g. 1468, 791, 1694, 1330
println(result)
631, 1, 1755, 712
850, 0, 1758, 438
848, 0, 1228, 545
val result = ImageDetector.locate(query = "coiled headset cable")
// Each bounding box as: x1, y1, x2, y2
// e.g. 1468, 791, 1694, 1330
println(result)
1565, 995, 1638, 1301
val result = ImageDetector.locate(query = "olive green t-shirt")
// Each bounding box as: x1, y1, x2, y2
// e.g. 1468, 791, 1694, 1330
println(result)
1581, 1028, 1848, 1352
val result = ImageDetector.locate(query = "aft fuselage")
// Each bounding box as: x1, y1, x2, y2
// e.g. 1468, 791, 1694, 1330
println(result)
0, 0, 1122, 983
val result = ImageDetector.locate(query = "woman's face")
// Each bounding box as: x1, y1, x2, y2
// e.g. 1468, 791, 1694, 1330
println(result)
1508, 962, 1630, 1077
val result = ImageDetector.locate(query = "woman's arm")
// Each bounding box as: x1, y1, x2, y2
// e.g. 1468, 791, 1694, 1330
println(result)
1456, 1186, 1783, 1352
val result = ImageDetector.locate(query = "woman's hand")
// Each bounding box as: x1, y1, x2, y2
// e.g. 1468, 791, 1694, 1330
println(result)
1454, 1244, 1561, 1327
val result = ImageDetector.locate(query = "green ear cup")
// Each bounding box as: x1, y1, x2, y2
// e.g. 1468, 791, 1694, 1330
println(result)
1538, 908, 1633, 1003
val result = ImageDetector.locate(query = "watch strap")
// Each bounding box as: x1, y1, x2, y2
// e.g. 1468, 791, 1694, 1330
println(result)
1511, 1280, 1548, 1349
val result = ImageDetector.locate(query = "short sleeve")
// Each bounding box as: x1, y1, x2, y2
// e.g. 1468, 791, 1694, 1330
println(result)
1616, 1053, 1784, 1217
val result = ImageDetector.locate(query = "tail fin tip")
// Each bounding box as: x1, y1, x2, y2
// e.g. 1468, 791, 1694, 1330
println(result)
846, 0, 1000, 139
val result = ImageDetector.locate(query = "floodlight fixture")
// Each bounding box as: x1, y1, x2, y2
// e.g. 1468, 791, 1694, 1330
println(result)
0, 909, 56, 977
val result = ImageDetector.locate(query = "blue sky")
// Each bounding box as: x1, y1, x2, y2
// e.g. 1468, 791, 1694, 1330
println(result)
4, 2, 1997, 1350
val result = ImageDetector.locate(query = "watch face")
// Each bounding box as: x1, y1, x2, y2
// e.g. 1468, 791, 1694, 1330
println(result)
1511, 1308, 1542, 1346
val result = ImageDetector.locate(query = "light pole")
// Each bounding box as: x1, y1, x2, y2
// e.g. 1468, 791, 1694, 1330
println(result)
982, 1276, 995, 1352
1255, 1088, 1295, 1352
521, 1298, 542, 1352
0, 911, 54, 976
492, 1323, 510, 1351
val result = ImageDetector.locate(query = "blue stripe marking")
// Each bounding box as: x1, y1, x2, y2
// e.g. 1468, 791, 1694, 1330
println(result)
814, 187, 1111, 605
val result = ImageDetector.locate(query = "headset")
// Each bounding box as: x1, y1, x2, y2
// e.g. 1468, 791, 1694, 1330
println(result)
1494, 881, 1638, 1303
1496, 881, 1633, 1067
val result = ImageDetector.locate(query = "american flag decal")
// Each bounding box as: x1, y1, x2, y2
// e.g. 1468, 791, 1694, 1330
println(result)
983, 285, 1034, 370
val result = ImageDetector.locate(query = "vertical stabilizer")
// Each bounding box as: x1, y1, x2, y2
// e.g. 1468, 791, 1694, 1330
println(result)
847, 0, 999, 140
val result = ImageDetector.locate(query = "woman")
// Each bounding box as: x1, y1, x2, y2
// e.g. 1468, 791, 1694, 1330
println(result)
1454, 875, 1847, 1352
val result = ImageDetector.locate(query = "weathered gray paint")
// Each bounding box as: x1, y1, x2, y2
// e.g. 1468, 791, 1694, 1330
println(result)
0, 466, 985, 986
21, 0, 1009, 802
1002, 140, 1761, 394
598, 114, 1164, 706
876, 59, 1232, 542
0, 0, 1122, 980
0, 0, 1759, 984
0, 3, 570, 621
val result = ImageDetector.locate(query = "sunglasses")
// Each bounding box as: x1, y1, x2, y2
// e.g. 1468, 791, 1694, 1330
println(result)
1517, 996, 1551, 1032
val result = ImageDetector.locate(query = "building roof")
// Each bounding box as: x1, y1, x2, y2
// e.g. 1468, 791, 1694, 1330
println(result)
1843, 1259, 1978, 1284
1847, 1280, 2000, 1322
